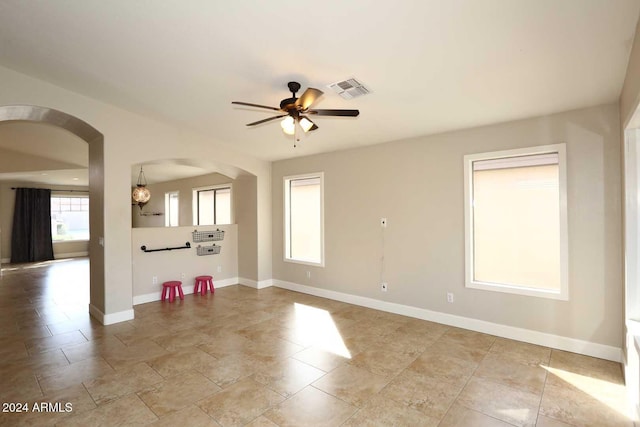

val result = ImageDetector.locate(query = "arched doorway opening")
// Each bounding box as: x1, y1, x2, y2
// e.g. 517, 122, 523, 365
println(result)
0, 105, 106, 322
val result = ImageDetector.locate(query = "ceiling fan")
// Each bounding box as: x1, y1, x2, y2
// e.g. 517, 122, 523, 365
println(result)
232, 81, 359, 139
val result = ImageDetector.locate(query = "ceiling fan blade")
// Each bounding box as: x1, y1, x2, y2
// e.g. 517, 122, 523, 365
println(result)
295, 88, 324, 110
232, 101, 281, 111
246, 114, 287, 126
307, 109, 360, 117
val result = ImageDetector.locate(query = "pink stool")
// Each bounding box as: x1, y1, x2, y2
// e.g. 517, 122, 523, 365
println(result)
161, 281, 184, 302
194, 275, 215, 295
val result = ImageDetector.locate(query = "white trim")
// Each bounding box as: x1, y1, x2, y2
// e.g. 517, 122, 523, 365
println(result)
473, 152, 559, 171
89, 304, 134, 325
238, 277, 257, 288
463, 143, 569, 301
238, 277, 274, 289
54, 251, 89, 259
273, 279, 622, 362
258, 278, 274, 289
164, 190, 179, 227
133, 277, 239, 305
1, 252, 89, 264
283, 172, 325, 267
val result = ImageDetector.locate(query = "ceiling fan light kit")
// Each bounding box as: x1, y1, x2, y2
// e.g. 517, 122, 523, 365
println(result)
280, 115, 295, 135
232, 81, 360, 146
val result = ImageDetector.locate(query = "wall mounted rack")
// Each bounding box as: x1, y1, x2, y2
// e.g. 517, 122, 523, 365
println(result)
192, 229, 225, 242
140, 242, 191, 253
196, 244, 221, 256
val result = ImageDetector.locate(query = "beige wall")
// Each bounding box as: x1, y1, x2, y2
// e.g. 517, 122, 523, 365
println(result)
235, 174, 258, 281
131, 224, 237, 298
272, 103, 622, 347
0, 181, 90, 262
621, 16, 640, 128
132, 172, 235, 228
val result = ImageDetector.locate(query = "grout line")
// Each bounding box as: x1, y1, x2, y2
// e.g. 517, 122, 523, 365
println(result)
82, 381, 99, 408
534, 348, 554, 425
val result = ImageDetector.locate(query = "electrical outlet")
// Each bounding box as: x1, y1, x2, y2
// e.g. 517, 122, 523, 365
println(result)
447, 292, 454, 303
217, 266, 222, 273
381, 282, 388, 292
380, 217, 387, 228
152, 276, 158, 285
306, 271, 311, 279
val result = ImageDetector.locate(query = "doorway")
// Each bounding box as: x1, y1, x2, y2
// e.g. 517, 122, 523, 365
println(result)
0, 105, 105, 322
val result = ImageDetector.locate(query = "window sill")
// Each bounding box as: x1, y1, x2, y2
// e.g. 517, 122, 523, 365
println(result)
466, 280, 568, 301
53, 239, 89, 244
284, 258, 324, 268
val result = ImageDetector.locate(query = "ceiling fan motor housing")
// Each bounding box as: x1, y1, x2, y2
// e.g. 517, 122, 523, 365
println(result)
279, 97, 298, 110
280, 81, 302, 110
287, 81, 301, 94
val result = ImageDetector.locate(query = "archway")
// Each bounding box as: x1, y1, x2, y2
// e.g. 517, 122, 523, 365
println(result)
0, 105, 106, 322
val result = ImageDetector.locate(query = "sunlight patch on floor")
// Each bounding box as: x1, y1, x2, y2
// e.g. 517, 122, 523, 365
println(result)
542, 365, 635, 420
1, 258, 76, 273
293, 303, 351, 359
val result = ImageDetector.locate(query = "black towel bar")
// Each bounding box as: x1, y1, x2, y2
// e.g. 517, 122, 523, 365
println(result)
140, 242, 191, 253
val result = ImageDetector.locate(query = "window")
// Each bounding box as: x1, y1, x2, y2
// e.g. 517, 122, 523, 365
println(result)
51, 195, 90, 241
284, 173, 324, 266
464, 144, 568, 299
165, 191, 179, 227
192, 185, 232, 225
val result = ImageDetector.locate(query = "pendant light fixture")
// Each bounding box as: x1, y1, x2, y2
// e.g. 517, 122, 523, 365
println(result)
132, 165, 151, 209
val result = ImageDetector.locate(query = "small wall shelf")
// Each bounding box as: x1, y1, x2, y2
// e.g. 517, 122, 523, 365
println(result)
192, 229, 225, 242
197, 244, 221, 256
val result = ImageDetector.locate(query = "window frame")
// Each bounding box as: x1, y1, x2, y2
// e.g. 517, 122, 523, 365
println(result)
192, 184, 233, 226
164, 191, 179, 227
50, 193, 90, 243
463, 143, 569, 300
283, 172, 325, 267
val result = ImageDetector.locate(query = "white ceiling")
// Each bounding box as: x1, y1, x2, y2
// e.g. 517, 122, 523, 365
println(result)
0, 1, 638, 177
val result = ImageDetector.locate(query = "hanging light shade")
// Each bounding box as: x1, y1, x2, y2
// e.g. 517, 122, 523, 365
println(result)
299, 116, 318, 133
280, 116, 295, 135
132, 165, 151, 209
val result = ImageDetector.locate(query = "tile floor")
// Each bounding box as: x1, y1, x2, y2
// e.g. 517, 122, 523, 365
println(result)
0, 258, 635, 426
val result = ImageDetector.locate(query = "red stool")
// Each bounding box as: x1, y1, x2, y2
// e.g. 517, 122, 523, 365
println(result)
161, 281, 184, 302
194, 275, 215, 295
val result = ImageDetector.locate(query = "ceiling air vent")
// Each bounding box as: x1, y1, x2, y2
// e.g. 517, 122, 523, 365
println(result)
327, 78, 370, 100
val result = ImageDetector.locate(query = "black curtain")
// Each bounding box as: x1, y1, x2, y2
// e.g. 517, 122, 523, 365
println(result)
11, 188, 54, 263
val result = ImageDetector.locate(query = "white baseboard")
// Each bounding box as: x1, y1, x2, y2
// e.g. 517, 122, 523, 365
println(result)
55, 251, 89, 259
89, 304, 134, 325
273, 279, 623, 363
132, 277, 239, 305
239, 277, 273, 289
1, 252, 88, 264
